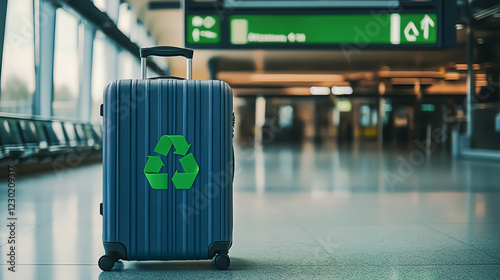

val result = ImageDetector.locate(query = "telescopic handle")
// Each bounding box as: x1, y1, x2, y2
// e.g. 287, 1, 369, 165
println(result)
140, 46, 194, 80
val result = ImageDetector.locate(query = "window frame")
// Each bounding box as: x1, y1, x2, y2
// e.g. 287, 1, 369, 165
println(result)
0, 0, 8, 96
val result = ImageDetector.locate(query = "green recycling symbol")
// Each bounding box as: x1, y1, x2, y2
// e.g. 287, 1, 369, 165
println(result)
143, 135, 199, 190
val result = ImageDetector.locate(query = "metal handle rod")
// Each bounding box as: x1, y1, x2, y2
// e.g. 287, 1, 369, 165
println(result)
141, 57, 192, 80
141, 57, 147, 79
186, 59, 192, 80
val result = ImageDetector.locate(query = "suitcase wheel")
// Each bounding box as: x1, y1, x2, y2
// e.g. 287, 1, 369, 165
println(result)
212, 253, 230, 270
98, 255, 116, 271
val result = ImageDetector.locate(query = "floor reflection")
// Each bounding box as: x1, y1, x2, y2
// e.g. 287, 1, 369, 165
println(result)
1, 144, 499, 279
234, 143, 500, 193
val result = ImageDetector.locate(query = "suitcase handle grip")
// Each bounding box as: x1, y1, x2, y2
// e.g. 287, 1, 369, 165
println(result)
140, 46, 193, 80
140, 46, 194, 59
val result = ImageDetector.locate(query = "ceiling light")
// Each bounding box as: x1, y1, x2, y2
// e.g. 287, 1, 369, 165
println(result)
310, 86, 331, 95
331, 86, 353, 95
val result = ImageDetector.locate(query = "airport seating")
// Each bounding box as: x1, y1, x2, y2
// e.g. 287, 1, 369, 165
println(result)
0, 114, 102, 166
0, 118, 26, 162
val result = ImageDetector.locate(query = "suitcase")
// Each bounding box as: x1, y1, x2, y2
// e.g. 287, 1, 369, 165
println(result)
98, 46, 234, 271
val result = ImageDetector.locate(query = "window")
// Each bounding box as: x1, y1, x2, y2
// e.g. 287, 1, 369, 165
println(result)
91, 31, 108, 121
53, 9, 79, 119
0, 0, 35, 114
118, 50, 140, 79
117, 3, 133, 37
93, 0, 107, 12
135, 21, 155, 47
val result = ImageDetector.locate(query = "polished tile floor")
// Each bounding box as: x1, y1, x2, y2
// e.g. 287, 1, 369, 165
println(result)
1, 144, 500, 279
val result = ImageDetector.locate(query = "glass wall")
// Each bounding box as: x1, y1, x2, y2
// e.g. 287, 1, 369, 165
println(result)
0, 0, 35, 114
53, 8, 80, 119
93, 0, 107, 12
118, 3, 133, 37
118, 50, 140, 79
91, 31, 109, 122
0, 0, 163, 123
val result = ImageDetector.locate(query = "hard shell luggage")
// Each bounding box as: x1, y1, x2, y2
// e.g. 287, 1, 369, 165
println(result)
98, 46, 234, 271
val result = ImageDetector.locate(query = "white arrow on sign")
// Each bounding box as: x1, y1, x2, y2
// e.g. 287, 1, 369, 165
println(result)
404, 21, 419, 42
420, 14, 435, 40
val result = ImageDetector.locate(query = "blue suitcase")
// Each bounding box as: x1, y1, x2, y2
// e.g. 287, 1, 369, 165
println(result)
99, 46, 233, 271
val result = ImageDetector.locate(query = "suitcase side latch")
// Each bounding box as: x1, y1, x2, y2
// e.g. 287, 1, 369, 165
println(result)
232, 112, 235, 138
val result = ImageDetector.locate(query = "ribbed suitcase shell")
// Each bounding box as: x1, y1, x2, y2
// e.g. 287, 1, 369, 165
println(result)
102, 79, 233, 260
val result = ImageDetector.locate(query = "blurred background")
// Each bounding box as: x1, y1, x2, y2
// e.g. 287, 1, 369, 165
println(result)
0, 0, 500, 279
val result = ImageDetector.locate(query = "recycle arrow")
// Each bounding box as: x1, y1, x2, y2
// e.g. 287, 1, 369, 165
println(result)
154, 135, 191, 156
144, 156, 168, 190
172, 153, 199, 189
143, 135, 199, 190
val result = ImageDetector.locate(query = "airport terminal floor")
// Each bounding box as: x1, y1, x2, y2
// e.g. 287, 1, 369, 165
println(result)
2, 0, 500, 279
2, 144, 500, 279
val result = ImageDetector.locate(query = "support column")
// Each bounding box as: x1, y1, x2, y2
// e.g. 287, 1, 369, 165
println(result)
77, 22, 95, 122
378, 97, 385, 148
255, 96, 266, 146
33, 0, 56, 117
465, 0, 475, 140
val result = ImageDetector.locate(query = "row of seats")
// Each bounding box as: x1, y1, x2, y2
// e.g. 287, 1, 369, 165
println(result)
0, 114, 102, 166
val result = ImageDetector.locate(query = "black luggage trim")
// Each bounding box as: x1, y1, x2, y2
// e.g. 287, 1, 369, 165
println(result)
208, 241, 232, 259
103, 242, 127, 261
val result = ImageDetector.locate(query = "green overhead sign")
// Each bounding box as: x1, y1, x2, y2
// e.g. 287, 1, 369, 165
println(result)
186, 15, 221, 44
229, 13, 437, 45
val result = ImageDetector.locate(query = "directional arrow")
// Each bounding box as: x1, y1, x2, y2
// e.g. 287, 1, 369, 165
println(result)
154, 136, 172, 156
169, 136, 191, 155
420, 14, 435, 40
154, 135, 191, 156
146, 173, 169, 190
144, 156, 164, 173
172, 172, 197, 190
178, 153, 198, 172
144, 156, 168, 189
171, 153, 199, 190
404, 21, 419, 42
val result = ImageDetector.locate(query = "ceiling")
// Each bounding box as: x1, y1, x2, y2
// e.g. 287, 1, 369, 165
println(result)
126, 0, 498, 95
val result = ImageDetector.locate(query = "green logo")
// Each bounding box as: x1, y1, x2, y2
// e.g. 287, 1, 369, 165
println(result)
144, 135, 199, 190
